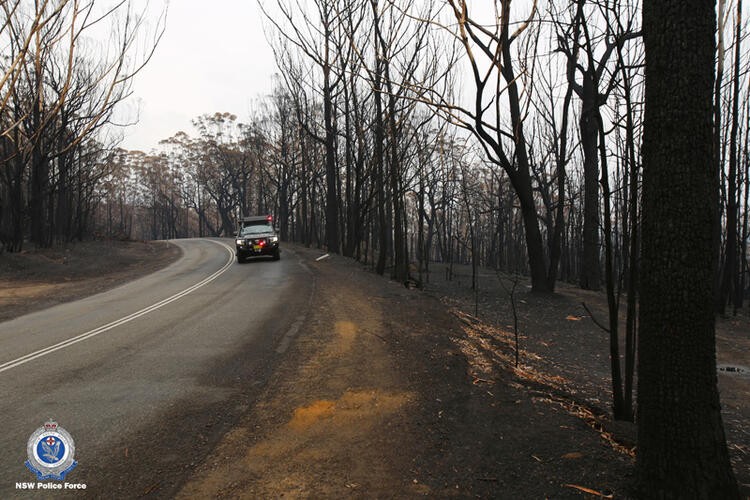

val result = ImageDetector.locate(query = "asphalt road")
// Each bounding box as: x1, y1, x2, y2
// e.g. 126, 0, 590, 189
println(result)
0, 238, 314, 498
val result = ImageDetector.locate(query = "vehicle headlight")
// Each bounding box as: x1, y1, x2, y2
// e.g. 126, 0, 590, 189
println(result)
236, 239, 243, 245
270, 236, 279, 243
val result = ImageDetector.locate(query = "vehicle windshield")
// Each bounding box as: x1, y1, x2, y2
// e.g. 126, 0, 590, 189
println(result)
240, 224, 273, 236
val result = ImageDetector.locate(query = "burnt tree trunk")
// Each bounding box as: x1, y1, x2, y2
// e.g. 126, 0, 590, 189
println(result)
322, 23, 339, 254
638, 0, 739, 495
372, 0, 389, 276
579, 76, 601, 290
499, 13, 551, 292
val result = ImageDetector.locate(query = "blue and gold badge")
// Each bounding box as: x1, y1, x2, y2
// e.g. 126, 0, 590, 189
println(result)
25, 419, 78, 481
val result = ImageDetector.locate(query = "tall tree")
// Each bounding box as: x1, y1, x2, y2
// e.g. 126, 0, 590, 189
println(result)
260, 0, 342, 253
422, 0, 555, 292
638, 0, 739, 495
557, 0, 639, 291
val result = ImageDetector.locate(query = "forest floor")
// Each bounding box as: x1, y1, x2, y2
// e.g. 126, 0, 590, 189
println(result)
1, 241, 747, 497
421, 260, 750, 495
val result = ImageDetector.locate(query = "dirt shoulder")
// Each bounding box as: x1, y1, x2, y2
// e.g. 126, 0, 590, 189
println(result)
179, 247, 634, 498
0, 240, 181, 322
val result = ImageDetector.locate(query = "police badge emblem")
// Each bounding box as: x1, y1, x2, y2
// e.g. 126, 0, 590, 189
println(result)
25, 419, 78, 481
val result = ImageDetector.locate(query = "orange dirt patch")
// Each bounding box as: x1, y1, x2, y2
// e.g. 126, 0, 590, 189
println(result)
0, 282, 61, 301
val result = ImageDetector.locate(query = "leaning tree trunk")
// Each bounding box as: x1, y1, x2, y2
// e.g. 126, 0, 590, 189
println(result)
638, 0, 739, 496
501, 33, 552, 293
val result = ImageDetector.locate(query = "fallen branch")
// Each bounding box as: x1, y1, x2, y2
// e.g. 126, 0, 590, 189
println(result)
563, 483, 614, 498
581, 302, 610, 333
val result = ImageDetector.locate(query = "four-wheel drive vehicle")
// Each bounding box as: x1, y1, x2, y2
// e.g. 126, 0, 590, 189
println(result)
235, 215, 280, 262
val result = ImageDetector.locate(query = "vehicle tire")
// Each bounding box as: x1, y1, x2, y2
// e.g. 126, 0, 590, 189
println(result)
272, 249, 280, 261
237, 255, 245, 264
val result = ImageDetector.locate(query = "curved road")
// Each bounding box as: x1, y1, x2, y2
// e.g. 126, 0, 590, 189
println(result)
0, 238, 314, 497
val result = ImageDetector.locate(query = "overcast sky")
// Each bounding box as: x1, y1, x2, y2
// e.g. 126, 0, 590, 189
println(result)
119, 0, 278, 152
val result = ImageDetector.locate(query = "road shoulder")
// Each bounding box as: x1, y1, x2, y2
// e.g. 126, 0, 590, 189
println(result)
178, 245, 634, 498
0, 240, 181, 322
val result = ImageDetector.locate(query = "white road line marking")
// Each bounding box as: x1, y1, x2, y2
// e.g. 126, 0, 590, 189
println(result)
0, 240, 235, 375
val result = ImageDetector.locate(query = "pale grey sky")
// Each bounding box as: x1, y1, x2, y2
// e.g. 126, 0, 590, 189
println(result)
119, 0, 277, 152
